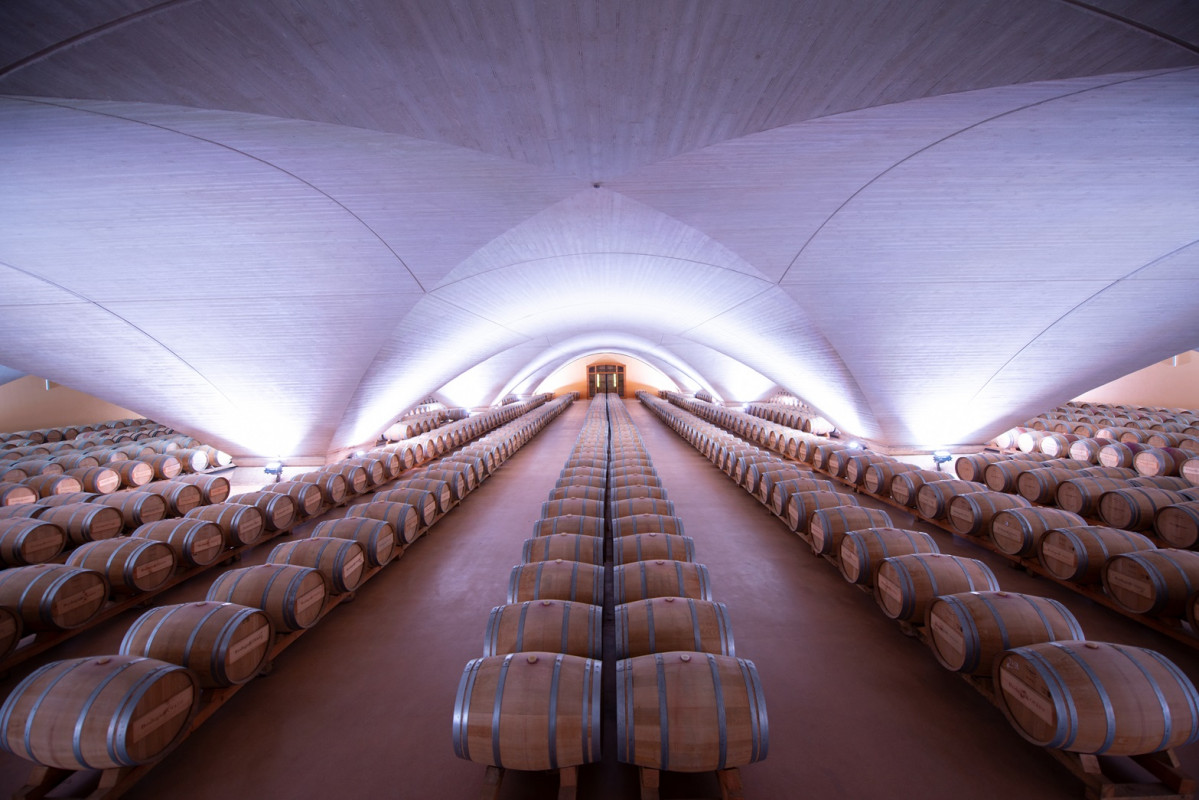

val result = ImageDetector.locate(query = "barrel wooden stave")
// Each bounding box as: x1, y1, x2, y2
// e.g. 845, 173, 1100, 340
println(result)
614, 597, 734, 658
1037, 526, 1155, 583
206, 564, 329, 632
508, 561, 605, 605
66, 538, 176, 594
838, 528, 939, 586
119, 601, 273, 687
874, 554, 999, 622
926, 591, 1084, 674
312, 518, 397, 567
483, 600, 602, 658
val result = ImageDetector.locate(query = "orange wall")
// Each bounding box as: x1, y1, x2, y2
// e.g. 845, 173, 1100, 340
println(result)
1074, 351, 1199, 409
0, 375, 143, 432
538, 353, 676, 398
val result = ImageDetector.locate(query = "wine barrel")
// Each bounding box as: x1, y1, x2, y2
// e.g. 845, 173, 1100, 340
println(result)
809, 506, 894, 556
112, 460, 154, 488
228, 491, 297, 532
612, 560, 712, 604
1154, 501, 1199, 549
608, 485, 667, 502
0, 518, 66, 566
483, 600, 603, 658
1129, 475, 1191, 491
612, 533, 695, 565
373, 488, 436, 527
611, 515, 685, 537
141, 454, 182, 481
984, 460, 1047, 493
120, 601, 271, 687
452, 652, 602, 770
13, 459, 64, 478
1099, 442, 1150, 469
508, 560, 605, 605
66, 538, 176, 594
131, 518, 225, 567
995, 640, 1199, 754
0, 607, 21, 661
185, 502, 266, 547
207, 564, 329, 632
293, 471, 348, 506
1039, 433, 1080, 458
533, 515, 604, 538
1099, 487, 1189, 531
133, 481, 204, 516
946, 491, 1032, 537
522, 534, 605, 565
23, 474, 82, 498
927, 591, 1083, 674
1134, 447, 1190, 478
36, 502, 123, 545
874, 553, 998, 623
826, 450, 884, 481
611, 472, 662, 490
616, 652, 768, 771
0, 564, 108, 630
0, 655, 199, 769
990, 507, 1087, 557
319, 464, 368, 495
343, 457, 388, 488
0, 482, 37, 507
954, 452, 1010, 483
610, 498, 675, 520
838, 528, 939, 587
862, 461, 920, 496
785, 491, 860, 533
769, 478, 836, 516
90, 491, 167, 530
39, 491, 98, 508
261, 481, 322, 518
1068, 438, 1107, 464
1102, 549, 1199, 616
915, 480, 988, 521
1037, 526, 1155, 583
267, 537, 368, 594
170, 448, 210, 473
63, 467, 120, 495
541, 498, 606, 520
344, 501, 418, 546
614, 597, 734, 658
312, 518, 397, 567
888, 469, 953, 508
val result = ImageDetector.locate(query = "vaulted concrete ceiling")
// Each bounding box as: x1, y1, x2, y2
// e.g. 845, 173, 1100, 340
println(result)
1, 1, 1197, 457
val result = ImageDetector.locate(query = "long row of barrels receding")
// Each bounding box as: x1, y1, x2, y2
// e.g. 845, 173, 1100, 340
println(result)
994, 400, 1199, 455
0, 396, 578, 674
0, 395, 578, 788
638, 391, 1199, 771
453, 395, 767, 795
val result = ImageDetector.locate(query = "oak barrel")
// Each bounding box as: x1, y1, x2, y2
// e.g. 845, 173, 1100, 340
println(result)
612, 533, 695, 564
1102, 549, 1199, 616
888, 469, 953, 508
915, 480, 987, 521
616, 652, 768, 771
133, 481, 204, 516
261, 481, 322, 518
1055, 476, 1135, 516
1154, 501, 1199, 549
522, 534, 604, 565
131, 518, 225, 567
946, 491, 1031, 537
452, 652, 602, 770
785, 490, 860, 533
312, 518, 398, 567
0, 482, 37, 507
23, 474, 82, 498
66, 538, 176, 594
0, 564, 108, 630
36, 502, 123, 545
63, 467, 120, 495
611, 515, 685, 537
927, 591, 1083, 674
533, 515, 604, 538
0, 518, 66, 566
267, 537, 368, 594
990, 507, 1088, 557
185, 502, 266, 547
995, 641, 1199, 754
768, 478, 835, 516
1099, 487, 1189, 531
373, 488, 436, 527
614, 597, 734, 658
838, 528, 939, 587
613, 560, 712, 603
508, 561, 605, 605
293, 471, 348, 505
346, 501, 419, 546
120, 601, 272, 687
0, 655, 199, 769
483, 600, 603, 658
207, 564, 329, 632
810, 506, 893, 556
1037, 526, 1155, 583
874, 554, 998, 623
90, 491, 167, 530
228, 491, 296, 532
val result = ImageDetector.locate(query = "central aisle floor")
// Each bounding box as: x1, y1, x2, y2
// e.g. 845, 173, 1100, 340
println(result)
1, 397, 1196, 799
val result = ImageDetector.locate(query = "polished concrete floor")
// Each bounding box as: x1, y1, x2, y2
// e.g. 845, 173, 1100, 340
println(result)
1, 397, 1198, 799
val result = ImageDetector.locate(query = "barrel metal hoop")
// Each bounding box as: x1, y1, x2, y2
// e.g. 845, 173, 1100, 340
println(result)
110, 663, 177, 767
75, 658, 135, 767
491, 654, 514, 768
655, 653, 669, 770
706, 653, 729, 770
1056, 643, 1114, 752
547, 654, 563, 769
942, 596, 981, 673
743, 657, 769, 761
452, 658, 481, 760
1139, 646, 1199, 745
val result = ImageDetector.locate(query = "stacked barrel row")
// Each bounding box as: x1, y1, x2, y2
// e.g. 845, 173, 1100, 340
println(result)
637, 391, 1199, 763
453, 395, 767, 788
995, 401, 1199, 455
452, 396, 608, 779
0, 395, 577, 784
0, 396, 576, 672
659, 391, 831, 462
743, 400, 836, 436
382, 406, 464, 442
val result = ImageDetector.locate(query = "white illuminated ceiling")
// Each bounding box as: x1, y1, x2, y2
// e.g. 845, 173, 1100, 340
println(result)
0, 1, 1196, 455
